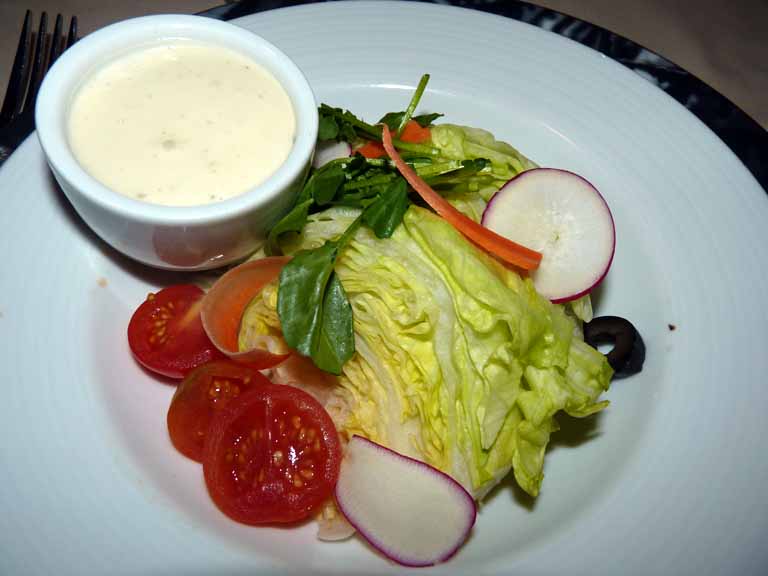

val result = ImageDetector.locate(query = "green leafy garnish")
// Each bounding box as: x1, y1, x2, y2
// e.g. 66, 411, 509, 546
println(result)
379, 111, 443, 131
304, 162, 346, 206
266, 199, 313, 255
276, 216, 361, 375
314, 273, 354, 373
317, 104, 379, 143
362, 178, 411, 238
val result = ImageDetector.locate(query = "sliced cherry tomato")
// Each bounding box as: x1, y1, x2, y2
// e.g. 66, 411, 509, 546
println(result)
128, 285, 223, 379
167, 360, 271, 462
203, 384, 341, 525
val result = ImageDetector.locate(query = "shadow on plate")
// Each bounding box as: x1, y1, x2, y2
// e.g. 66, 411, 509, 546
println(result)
46, 170, 222, 287
550, 411, 603, 451
482, 411, 604, 512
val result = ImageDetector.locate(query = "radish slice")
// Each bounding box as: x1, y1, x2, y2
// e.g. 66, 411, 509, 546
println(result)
312, 140, 352, 168
335, 436, 476, 567
481, 168, 616, 303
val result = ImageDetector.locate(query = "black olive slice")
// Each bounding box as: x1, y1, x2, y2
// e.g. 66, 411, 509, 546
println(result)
583, 316, 645, 379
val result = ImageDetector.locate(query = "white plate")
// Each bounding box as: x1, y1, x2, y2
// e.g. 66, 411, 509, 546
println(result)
1, 2, 767, 574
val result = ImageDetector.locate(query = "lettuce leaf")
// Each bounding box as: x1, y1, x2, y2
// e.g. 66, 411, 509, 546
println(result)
429, 124, 537, 202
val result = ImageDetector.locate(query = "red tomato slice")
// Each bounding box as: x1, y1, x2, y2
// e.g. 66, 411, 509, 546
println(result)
128, 285, 223, 379
167, 360, 271, 462
203, 384, 341, 525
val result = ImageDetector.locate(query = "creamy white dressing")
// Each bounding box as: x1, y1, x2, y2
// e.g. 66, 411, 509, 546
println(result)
68, 41, 296, 206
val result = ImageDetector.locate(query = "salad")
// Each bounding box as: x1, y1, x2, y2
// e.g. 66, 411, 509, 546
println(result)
127, 75, 643, 567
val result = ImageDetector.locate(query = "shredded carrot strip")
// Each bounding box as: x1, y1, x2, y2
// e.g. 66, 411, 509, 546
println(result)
381, 125, 542, 271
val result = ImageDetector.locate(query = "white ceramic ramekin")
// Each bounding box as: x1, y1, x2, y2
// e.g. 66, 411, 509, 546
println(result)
36, 14, 317, 270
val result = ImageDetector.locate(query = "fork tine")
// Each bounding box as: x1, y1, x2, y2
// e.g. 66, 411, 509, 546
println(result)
0, 10, 33, 124
67, 16, 79, 48
48, 14, 65, 68
25, 12, 49, 107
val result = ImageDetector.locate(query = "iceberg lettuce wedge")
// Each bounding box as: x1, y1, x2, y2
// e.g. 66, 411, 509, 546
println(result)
240, 205, 612, 499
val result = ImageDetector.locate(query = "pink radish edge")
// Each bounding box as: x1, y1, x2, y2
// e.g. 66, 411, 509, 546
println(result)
312, 140, 352, 168
334, 435, 477, 567
481, 168, 616, 304
550, 168, 616, 304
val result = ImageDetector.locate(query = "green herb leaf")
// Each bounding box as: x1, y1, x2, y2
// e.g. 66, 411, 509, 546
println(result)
362, 178, 411, 238
318, 114, 339, 141
276, 214, 362, 373
277, 242, 339, 357
266, 199, 313, 255
378, 111, 406, 131
378, 111, 443, 131
314, 272, 354, 374
318, 104, 379, 141
304, 162, 346, 206
412, 112, 443, 127
343, 172, 397, 193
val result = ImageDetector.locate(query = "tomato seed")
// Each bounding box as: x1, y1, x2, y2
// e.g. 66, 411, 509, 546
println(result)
272, 450, 283, 464
291, 415, 302, 429
293, 477, 304, 488
299, 469, 314, 480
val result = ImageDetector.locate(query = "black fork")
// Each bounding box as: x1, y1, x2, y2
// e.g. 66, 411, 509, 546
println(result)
0, 11, 78, 164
